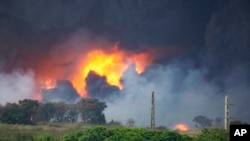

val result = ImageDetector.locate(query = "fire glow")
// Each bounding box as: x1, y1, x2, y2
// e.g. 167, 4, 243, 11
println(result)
71, 45, 153, 97
174, 123, 189, 131
41, 79, 56, 89
38, 43, 154, 98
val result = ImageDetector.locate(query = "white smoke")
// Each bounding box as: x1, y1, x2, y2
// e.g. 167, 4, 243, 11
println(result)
0, 70, 36, 105
104, 62, 249, 129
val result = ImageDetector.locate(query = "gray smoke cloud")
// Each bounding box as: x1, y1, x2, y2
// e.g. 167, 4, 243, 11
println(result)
0, 70, 35, 105
104, 62, 249, 128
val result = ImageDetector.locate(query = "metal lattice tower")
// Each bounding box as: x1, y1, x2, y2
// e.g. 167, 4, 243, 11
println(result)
151, 91, 155, 130
224, 95, 229, 130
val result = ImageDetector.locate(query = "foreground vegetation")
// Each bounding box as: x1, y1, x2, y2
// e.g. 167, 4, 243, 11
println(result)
0, 98, 230, 140
0, 122, 229, 141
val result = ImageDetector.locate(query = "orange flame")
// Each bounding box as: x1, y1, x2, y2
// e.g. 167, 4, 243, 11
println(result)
130, 53, 152, 74
174, 123, 189, 131
34, 79, 56, 101
35, 43, 155, 98
71, 45, 152, 97
40, 79, 56, 89
72, 49, 126, 97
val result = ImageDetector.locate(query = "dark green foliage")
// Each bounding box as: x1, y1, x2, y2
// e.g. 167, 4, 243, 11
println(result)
52, 102, 67, 122
15, 133, 34, 141
37, 134, 55, 141
0, 99, 38, 124
63, 131, 85, 141
0, 98, 107, 125
0, 122, 230, 141
78, 127, 112, 141
194, 128, 229, 141
77, 98, 107, 124
63, 127, 193, 141
151, 130, 193, 141
63, 127, 111, 141
63, 104, 78, 123
1, 103, 21, 124
18, 99, 39, 124
35, 102, 55, 123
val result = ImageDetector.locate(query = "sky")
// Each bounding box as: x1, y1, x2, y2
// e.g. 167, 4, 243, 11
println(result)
0, 0, 249, 128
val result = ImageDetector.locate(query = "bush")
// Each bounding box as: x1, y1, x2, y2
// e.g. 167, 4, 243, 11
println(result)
15, 133, 34, 141
194, 128, 229, 141
37, 134, 55, 141
63, 131, 85, 141
63, 127, 193, 141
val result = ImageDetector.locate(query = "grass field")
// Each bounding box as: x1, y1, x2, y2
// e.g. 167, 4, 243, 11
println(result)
0, 122, 201, 141
0, 122, 95, 140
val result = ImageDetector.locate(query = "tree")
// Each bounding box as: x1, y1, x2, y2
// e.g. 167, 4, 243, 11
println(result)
63, 104, 78, 123
107, 120, 122, 127
0, 103, 21, 124
35, 102, 78, 123
214, 117, 223, 127
52, 102, 67, 122
35, 102, 56, 123
126, 118, 135, 127
18, 99, 39, 124
193, 115, 213, 128
230, 120, 248, 125
0, 104, 3, 120
77, 98, 107, 124
0, 99, 39, 124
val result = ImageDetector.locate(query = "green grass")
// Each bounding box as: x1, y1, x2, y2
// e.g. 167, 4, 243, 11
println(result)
178, 128, 202, 137
0, 122, 94, 141
0, 122, 213, 141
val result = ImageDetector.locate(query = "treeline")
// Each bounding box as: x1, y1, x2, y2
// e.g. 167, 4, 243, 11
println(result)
0, 98, 107, 125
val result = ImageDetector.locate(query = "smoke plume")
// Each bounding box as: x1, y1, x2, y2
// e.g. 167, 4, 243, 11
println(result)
105, 62, 250, 128
86, 71, 120, 101
0, 70, 35, 105
42, 80, 80, 103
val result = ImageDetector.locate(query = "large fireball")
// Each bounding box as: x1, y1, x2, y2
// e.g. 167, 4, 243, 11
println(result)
71, 44, 153, 97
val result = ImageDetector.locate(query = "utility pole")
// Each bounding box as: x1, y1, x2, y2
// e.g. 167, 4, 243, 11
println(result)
151, 91, 155, 131
224, 95, 229, 130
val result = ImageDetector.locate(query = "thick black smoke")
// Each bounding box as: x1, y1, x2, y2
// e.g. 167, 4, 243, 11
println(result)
1, 0, 249, 73
0, 0, 250, 127
42, 80, 80, 103
86, 71, 120, 101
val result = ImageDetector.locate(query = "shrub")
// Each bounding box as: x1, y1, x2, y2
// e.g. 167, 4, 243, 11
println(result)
194, 128, 229, 141
15, 133, 34, 141
37, 134, 55, 141
63, 127, 193, 141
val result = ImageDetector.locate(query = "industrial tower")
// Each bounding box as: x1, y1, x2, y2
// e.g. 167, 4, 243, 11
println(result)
151, 91, 155, 130
224, 95, 229, 130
